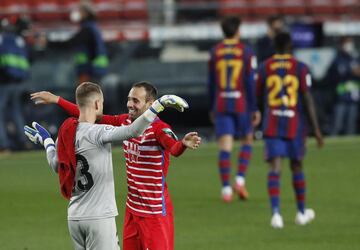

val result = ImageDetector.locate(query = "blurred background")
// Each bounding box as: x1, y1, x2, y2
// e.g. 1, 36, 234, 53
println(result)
0, 0, 359, 151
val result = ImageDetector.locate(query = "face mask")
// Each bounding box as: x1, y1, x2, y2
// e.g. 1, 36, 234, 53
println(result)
343, 42, 356, 55
70, 10, 81, 23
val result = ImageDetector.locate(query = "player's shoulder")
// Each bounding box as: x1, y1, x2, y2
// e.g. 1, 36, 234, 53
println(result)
291, 57, 310, 72
151, 118, 171, 130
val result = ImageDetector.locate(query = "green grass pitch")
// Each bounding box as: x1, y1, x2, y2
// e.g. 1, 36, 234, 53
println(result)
1, 137, 360, 250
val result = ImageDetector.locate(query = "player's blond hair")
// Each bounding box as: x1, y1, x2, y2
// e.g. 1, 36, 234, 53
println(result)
76, 82, 103, 108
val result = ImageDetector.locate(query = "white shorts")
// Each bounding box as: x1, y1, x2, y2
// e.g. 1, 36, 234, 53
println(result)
68, 217, 120, 250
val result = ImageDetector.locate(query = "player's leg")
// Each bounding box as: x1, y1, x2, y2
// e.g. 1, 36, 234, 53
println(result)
84, 217, 120, 250
123, 208, 142, 250
215, 113, 235, 202
234, 112, 254, 200
289, 136, 315, 225
290, 159, 315, 225
138, 211, 174, 250
68, 220, 86, 250
264, 138, 284, 228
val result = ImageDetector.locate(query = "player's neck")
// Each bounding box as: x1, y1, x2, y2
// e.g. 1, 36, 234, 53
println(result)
78, 107, 97, 123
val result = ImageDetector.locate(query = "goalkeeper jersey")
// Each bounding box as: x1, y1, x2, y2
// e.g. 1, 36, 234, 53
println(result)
67, 123, 118, 220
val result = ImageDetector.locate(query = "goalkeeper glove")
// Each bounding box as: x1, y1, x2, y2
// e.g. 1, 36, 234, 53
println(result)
150, 95, 189, 114
24, 122, 55, 150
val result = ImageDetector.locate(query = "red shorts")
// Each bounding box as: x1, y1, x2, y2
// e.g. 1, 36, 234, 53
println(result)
122, 207, 174, 250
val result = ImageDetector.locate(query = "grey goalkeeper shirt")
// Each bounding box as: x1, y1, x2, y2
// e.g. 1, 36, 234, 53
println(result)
45, 110, 157, 220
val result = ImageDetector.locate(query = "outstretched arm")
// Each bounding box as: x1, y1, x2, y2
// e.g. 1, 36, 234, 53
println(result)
24, 122, 59, 173
100, 95, 189, 144
31, 91, 125, 125
157, 129, 201, 157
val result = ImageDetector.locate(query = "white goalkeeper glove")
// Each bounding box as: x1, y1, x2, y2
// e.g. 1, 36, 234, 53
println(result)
24, 122, 55, 151
150, 95, 189, 114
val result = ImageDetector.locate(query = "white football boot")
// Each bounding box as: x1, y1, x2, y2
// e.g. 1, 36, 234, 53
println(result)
271, 213, 284, 229
295, 208, 315, 225
221, 186, 233, 203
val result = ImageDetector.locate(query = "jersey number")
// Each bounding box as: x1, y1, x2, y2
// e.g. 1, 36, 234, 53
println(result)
216, 59, 243, 90
75, 154, 94, 192
266, 74, 299, 107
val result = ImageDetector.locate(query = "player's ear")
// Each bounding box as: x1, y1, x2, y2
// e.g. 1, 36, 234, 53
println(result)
95, 99, 100, 110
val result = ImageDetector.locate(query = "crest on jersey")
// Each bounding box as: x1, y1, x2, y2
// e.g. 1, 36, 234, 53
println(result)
162, 128, 178, 140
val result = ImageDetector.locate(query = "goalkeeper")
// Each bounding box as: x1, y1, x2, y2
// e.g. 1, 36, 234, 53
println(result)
30, 81, 201, 250
24, 81, 195, 250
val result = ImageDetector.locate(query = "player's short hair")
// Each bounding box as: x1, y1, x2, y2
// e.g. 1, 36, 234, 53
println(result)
76, 82, 102, 107
221, 16, 241, 38
132, 81, 158, 102
274, 32, 292, 53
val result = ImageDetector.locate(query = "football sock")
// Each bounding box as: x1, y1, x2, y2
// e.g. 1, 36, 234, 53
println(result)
237, 144, 252, 179
268, 171, 280, 214
292, 172, 306, 214
219, 150, 231, 187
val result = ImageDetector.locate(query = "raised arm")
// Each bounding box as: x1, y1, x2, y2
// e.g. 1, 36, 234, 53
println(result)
156, 124, 201, 157
100, 95, 189, 144
24, 122, 59, 173
31, 91, 126, 126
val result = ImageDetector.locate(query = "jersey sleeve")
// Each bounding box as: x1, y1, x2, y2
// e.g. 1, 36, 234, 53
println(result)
58, 97, 127, 126
99, 114, 128, 126
244, 46, 258, 112
58, 97, 80, 117
299, 63, 312, 93
98, 109, 157, 144
155, 122, 186, 157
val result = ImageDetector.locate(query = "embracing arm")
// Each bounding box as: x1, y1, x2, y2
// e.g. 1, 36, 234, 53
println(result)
24, 122, 59, 173
100, 95, 189, 144
157, 128, 201, 157
30, 91, 123, 125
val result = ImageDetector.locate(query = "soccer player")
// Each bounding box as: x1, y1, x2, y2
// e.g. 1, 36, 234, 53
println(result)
30, 81, 201, 250
208, 16, 260, 202
24, 82, 190, 249
256, 32, 324, 229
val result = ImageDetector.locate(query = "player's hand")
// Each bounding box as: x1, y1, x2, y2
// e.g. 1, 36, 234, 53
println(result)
252, 111, 261, 127
30, 91, 60, 105
314, 129, 324, 148
182, 132, 201, 149
150, 95, 189, 114
24, 122, 51, 146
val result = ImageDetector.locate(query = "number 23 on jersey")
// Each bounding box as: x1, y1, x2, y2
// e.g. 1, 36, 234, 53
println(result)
266, 74, 299, 108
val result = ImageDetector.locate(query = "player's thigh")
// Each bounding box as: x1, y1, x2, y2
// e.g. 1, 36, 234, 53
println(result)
235, 113, 253, 139
264, 138, 287, 161
215, 113, 235, 151
123, 209, 142, 250
139, 213, 174, 250
85, 217, 120, 250
68, 220, 86, 250
288, 133, 306, 161
215, 113, 236, 138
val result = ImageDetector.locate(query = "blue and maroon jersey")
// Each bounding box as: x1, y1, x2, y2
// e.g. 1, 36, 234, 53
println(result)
257, 54, 312, 139
208, 39, 257, 114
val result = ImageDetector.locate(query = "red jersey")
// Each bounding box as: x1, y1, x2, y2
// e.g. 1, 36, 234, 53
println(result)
256, 54, 311, 139
57, 98, 186, 217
